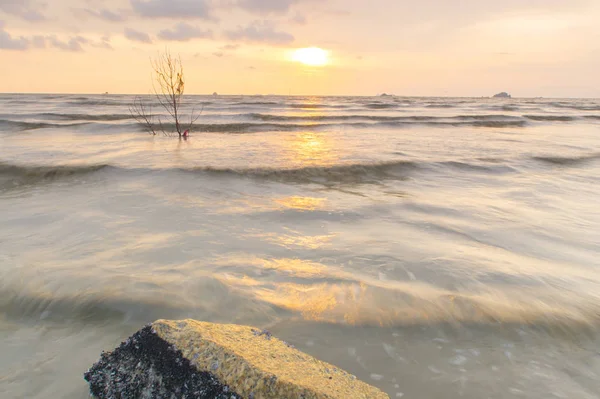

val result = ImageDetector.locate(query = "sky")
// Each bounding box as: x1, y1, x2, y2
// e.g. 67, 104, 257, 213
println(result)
0, 0, 599, 97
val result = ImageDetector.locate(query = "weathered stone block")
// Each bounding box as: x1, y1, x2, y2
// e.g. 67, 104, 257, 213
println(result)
85, 319, 389, 399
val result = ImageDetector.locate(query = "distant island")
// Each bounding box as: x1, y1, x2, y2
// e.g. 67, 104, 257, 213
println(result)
493, 92, 511, 98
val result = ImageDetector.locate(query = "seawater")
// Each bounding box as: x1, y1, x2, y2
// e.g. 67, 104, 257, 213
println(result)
1, 94, 600, 398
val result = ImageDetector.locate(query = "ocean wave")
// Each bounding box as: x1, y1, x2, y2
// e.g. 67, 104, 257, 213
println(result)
232, 101, 280, 106
2, 99, 41, 105
0, 120, 57, 131
0, 276, 283, 326
0, 113, 576, 134
364, 103, 398, 109
180, 119, 528, 132
0, 119, 90, 131
532, 153, 600, 166
188, 161, 419, 183
0, 160, 418, 186
2, 153, 595, 189
289, 103, 350, 109
396, 120, 527, 128
524, 115, 576, 122
484, 105, 521, 112
189, 122, 368, 132
244, 113, 519, 123
436, 161, 517, 174
4, 279, 598, 335
0, 162, 110, 188
426, 104, 455, 108
453, 114, 520, 121
42, 95, 71, 100
38, 113, 133, 121
0, 287, 191, 325
64, 99, 125, 106
245, 113, 389, 122
549, 103, 600, 111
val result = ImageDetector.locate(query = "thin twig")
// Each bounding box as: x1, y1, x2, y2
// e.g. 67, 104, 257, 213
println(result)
129, 50, 193, 138
129, 96, 156, 135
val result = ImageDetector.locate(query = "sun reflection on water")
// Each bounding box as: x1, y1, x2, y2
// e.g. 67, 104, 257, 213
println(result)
274, 196, 327, 211
246, 228, 335, 250
284, 131, 338, 167
275, 97, 343, 168
210, 255, 597, 329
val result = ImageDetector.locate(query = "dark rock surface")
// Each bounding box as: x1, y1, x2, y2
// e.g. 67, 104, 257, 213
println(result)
84, 325, 241, 399
85, 319, 389, 399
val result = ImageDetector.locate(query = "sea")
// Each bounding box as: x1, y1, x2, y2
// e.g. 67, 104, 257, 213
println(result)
1, 94, 599, 398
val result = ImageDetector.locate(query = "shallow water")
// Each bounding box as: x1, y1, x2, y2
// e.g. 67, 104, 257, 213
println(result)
1, 94, 600, 398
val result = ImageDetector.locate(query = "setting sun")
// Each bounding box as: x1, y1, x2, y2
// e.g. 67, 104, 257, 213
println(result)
292, 47, 329, 67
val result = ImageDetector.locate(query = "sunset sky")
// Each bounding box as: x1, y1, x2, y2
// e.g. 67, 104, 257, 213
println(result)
1, 0, 599, 97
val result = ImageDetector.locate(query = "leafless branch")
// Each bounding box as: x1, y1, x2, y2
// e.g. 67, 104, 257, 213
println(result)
187, 104, 203, 133
129, 97, 157, 135
129, 50, 199, 138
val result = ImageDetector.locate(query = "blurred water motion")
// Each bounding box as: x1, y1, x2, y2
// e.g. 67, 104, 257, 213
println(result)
1, 94, 600, 398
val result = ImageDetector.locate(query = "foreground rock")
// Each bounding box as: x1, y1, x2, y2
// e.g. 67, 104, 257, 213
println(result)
85, 319, 389, 399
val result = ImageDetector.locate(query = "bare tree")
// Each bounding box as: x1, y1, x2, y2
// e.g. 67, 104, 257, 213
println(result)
130, 50, 200, 138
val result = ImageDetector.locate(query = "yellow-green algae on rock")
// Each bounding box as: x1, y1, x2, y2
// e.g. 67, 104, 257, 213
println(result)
152, 319, 389, 399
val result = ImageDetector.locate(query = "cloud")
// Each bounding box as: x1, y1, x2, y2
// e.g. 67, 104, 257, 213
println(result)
84, 8, 126, 22
0, 22, 101, 52
226, 21, 294, 45
31, 35, 45, 48
47, 36, 88, 52
0, 0, 45, 21
91, 36, 114, 50
213, 51, 224, 57
290, 13, 306, 25
130, 0, 213, 19
236, 0, 296, 14
0, 22, 29, 50
157, 23, 213, 41
384, 0, 591, 28
220, 44, 240, 50
124, 28, 152, 43
46, 35, 110, 52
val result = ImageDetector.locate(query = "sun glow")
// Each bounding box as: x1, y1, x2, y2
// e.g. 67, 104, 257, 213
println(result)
292, 47, 329, 66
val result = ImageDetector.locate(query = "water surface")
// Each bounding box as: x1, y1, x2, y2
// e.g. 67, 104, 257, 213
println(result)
1, 94, 600, 398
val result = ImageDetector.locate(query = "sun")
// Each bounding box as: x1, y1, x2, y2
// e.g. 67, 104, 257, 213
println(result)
292, 47, 329, 67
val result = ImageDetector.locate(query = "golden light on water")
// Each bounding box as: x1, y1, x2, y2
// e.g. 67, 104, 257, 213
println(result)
292, 47, 329, 66
274, 196, 326, 211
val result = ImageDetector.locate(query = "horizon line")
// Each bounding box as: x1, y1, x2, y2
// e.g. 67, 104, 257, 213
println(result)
1, 91, 598, 100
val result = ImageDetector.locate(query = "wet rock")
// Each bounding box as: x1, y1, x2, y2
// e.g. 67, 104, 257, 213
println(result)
84, 319, 389, 399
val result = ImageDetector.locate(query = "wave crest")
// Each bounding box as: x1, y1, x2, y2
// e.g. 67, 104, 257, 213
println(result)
0, 162, 110, 188
0, 120, 90, 131
39, 113, 133, 121
533, 154, 600, 166
1, 152, 596, 189
524, 115, 575, 122
190, 161, 419, 183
